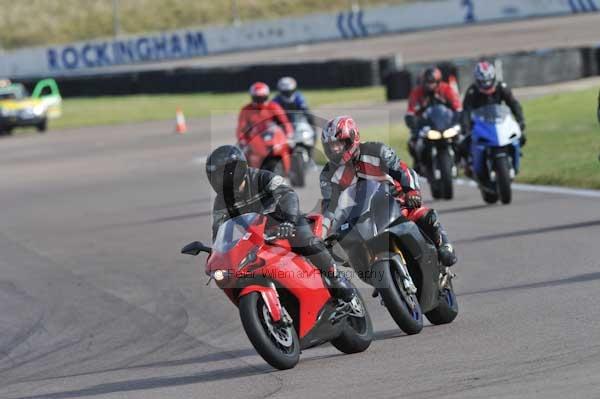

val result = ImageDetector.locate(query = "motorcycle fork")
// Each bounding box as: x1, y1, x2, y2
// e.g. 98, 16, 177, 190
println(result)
390, 242, 417, 296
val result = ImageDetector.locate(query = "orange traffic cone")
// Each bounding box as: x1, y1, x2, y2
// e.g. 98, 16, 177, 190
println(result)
175, 108, 187, 134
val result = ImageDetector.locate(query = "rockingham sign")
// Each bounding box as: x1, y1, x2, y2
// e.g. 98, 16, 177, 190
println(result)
46, 31, 207, 71
1, 0, 597, 78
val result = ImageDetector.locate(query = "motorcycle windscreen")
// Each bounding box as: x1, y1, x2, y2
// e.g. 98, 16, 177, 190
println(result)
332, 180, 401, 241
472, 104, 520, 147
213, 213, 262, 253
422, 104, 456, 131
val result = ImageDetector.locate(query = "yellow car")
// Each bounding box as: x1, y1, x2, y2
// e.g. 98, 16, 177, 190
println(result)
0, 79, 62, 134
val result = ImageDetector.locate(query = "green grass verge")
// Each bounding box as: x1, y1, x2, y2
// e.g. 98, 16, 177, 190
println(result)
517, 88, 600, 189
317, 88, 600, 189
1, 0, 425, 49
49, 86, 385, 129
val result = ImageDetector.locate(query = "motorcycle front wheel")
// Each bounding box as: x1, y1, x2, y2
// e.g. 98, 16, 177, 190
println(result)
239, 292, 300, 370
438, 149, 454, 199
289, 148, 307, 187
494, 156, 512, 204
372, 256, 423, 335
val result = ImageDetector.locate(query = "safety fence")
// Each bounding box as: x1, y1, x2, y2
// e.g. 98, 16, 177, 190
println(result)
13, 46, 600, 100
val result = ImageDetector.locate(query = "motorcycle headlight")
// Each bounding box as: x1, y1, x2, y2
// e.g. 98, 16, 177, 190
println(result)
427, 130, 442, 140
442, 126, 459, 139
301, 129, 313, 139
213, 270, 227, 281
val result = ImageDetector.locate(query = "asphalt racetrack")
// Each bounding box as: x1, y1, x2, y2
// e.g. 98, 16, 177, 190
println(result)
1, 100, 600, 399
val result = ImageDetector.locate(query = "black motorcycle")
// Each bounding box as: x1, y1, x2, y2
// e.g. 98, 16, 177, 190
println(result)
416, 105, 461, 200
326, 180, 458, 335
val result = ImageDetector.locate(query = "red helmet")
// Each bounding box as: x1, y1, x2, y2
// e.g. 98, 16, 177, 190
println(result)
321, 116, 360, 164
249, 82, 270, 104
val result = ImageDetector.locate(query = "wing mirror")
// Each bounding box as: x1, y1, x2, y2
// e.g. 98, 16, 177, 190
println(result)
181, 241, 212, 256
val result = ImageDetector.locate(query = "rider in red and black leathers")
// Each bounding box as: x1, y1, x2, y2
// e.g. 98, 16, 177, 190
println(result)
236, 82, 293, 147
207, 145, 355, 302
320, 116, 457, 267
405, 67, 463, 167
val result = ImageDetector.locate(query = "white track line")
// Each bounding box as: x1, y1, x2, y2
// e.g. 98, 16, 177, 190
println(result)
192, 157, 600, 199
455, 178, 600, 199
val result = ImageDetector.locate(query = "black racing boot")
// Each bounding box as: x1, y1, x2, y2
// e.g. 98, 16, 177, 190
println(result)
437, 233, 457, 267
326, 266, 355, 303
418, 210, 457, 267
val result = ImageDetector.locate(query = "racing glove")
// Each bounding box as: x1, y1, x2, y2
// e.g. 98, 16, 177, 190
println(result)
404, 190, 422, 209
275, 222, 296, 239
519, 133, 527, 147
405, 114, 418, 130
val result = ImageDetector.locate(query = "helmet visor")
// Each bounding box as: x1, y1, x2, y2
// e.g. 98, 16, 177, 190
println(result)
477, 78, 495, 90
208, 162, 247, 197
252, 95, 268, 104
281, 89, 294, 99
324, 139, 351, 163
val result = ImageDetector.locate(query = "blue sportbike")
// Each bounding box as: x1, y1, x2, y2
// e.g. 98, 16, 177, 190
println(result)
470, 104, 522, 204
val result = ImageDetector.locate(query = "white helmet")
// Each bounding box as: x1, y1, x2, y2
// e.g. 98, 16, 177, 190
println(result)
277, 76, 297, 100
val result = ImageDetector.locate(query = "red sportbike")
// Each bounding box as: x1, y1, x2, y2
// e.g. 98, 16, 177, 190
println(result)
243, 123, 292, 179
181, 213, 372, 370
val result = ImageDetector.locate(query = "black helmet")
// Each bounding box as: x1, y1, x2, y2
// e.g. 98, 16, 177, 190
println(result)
205, 145, 248, 195
422, 67, 442, 93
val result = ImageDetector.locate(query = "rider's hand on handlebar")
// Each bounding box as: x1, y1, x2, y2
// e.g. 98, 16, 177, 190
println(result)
404, 190, 422, 209
275, 222, 296, 239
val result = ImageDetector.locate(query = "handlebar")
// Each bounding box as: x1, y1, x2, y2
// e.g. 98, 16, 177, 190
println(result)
263, 233, 279, 243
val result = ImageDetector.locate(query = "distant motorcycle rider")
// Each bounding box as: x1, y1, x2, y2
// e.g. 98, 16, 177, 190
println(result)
320, 116, 457, 267
273, 76, 316, 126
236, 82, 293, 147
207, 145, 355, 302
405, 67, 463, 169
460, 61, 526, 166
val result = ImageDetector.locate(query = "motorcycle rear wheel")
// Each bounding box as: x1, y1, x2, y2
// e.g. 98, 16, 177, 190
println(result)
481, 189, 499, 204
239, 292, 300, 370
425, 278, 459, 325
331, 288, 373, 354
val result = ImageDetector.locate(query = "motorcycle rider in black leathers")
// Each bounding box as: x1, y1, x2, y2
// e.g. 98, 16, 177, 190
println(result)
460, 61, 526, 171
207, 145, 354, 302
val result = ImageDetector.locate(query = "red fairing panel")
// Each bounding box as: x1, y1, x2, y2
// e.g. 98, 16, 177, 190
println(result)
239, 284, 282, 322
259, 246, 331, 338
